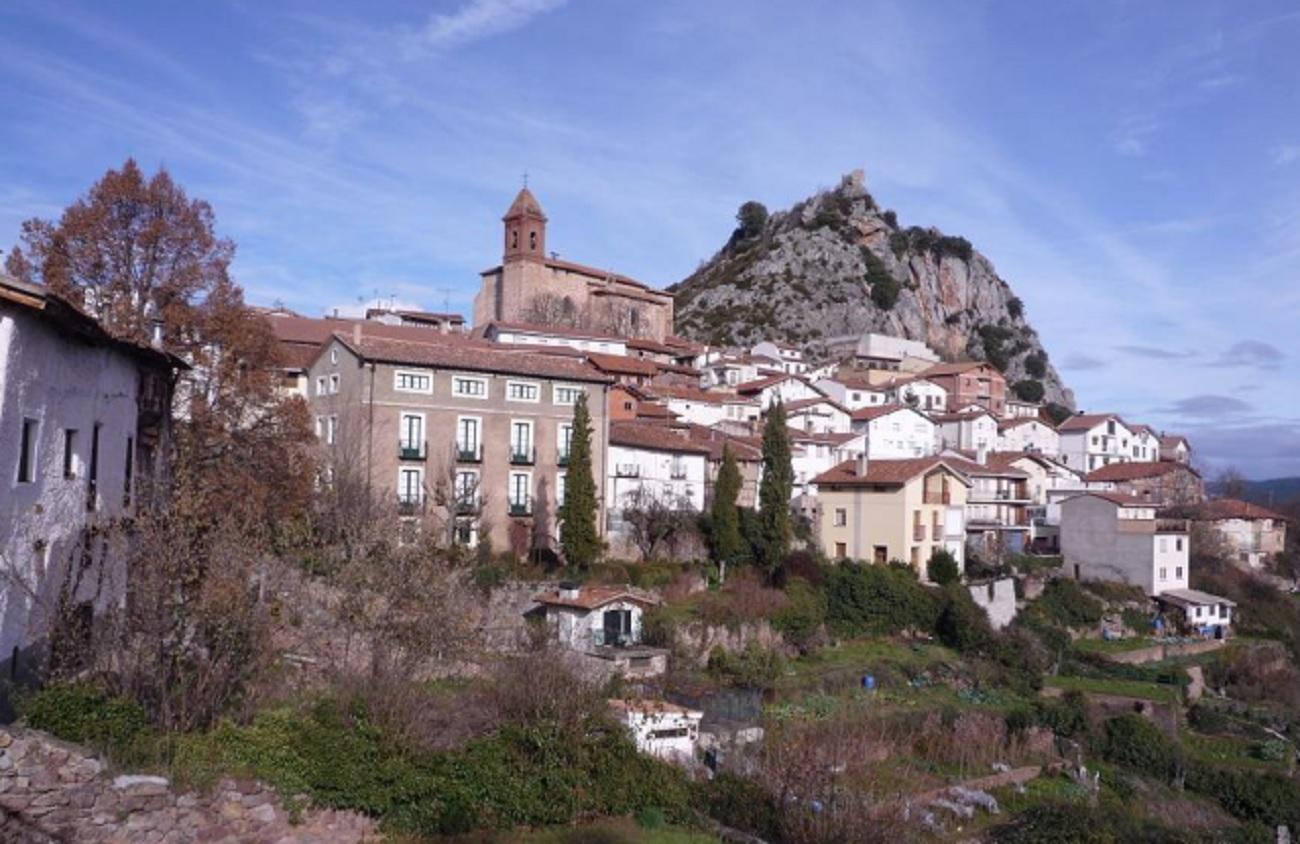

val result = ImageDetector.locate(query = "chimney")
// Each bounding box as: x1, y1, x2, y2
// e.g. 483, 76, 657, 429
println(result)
856, 453, 869, 476
558, 580, 581, 600
149, 317, 165, 350
352, 322, 363, 345
976, 445, 988, 465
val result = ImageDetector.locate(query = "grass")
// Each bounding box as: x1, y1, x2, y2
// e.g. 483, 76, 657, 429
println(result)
475, 818, 720, 843
781, 637, 959, 685
1043, 675, 1181, 704
1183, 731, 1293, 772
1071, 637, 1158, 655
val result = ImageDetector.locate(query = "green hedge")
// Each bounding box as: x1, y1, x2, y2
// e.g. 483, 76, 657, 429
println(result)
825, 562, 938, 637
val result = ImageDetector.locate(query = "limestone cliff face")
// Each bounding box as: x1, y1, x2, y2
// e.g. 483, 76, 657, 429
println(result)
671, 171, 1075, 410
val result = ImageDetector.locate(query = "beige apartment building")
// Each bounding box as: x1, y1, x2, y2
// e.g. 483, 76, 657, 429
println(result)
813, 456, 971, 579
305, 329, 611, 555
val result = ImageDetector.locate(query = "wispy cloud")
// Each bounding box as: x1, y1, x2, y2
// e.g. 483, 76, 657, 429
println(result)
1062, 353, 1108, 371
1158, 394, 1253, 418
1110, 116, 1158, 156
1273, 144, 1300, 166
413, 0, 567, 48
1115, 344, 1194, 360
1210, 340, 1285, 369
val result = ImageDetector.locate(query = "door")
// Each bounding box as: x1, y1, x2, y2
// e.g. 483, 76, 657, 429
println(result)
603, 609, 632, 646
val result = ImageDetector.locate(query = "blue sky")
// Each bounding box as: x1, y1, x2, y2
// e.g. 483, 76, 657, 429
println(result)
2, 1, 1299, 478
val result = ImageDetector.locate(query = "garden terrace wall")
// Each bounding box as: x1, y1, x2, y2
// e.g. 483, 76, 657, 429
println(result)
0, 727, 377, 843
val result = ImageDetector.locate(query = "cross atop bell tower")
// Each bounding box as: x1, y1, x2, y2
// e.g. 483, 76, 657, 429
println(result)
503, 184, 547, 264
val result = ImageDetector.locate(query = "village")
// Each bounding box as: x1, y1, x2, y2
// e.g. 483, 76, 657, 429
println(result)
1, 177, 1297, 842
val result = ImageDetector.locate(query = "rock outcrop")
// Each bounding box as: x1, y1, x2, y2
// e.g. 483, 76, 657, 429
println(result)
0, 727, 377, 843
671, 170, 1074, 410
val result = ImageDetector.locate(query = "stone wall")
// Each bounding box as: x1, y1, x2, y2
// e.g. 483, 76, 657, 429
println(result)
0, 727, 377, 843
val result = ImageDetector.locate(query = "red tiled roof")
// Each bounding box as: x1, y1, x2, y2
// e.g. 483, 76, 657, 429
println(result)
850, 403, 919, 422
585, 352, 660, 376
997, 416, 1052, 431
1159, 434, 1190, 449
484, 320, 626, 342
734, 373, 792, 393
930, 409, 995, 423
624, 336, 679, 355
1065, 491, 1154, 508
646, 384, 744, 405
609, 421, 713, 454
336, 334, 610, 382
1084, 461, 1199, 483
1057, 413, 1127, 432
533, 586, 659, 611
635, 403, 676, 420
788, 428, 860, 446
920, 361, 997, 377
812, 457, 971, 487
684, 425, 762, 461
785, 396, 849, 414
1194, 498, 1287, 522
942, 455, 1031, 479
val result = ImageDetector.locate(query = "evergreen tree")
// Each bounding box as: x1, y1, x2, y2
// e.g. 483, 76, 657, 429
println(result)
757, 400, 794, 571
711, 444, 744, 575
558, 393, 600, 568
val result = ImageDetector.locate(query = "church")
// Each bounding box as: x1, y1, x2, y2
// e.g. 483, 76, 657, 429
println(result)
472, 187, 675, 343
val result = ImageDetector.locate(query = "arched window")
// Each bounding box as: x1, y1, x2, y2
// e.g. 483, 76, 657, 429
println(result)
529, 231, 537, 250
511, 230, 519, 249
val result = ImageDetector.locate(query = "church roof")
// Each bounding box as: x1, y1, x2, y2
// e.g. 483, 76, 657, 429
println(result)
504, 186, 546, 220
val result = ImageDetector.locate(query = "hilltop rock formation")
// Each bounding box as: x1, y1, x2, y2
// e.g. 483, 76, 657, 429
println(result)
671, 170, 1074, 411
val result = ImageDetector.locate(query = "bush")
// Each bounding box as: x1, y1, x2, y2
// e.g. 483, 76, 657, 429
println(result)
1186, 763, 1300, 828
927, 549, 960, 585
774, 549, 825, 587
20, 682, 156, 766
1187, 703, 1230, 734
825, 561, 939, 637
1007, 297, 1024, 320
881, 209, 898, 228
1023, 351, 1046, 378
1035, 579, 1104, 628
695, 773, 780, 841
771, 579, 827, 651
733, 201, 768, 241
1099, 714, 1181, 781
1033, 690, 1089, 738
1043, 402, 1072, 425
935, 584, 994, 654
863, 248, 901, 311
1012, 379, 1044, 403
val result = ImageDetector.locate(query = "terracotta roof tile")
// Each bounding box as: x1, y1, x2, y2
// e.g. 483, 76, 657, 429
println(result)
1064, 491, 1155, 508
609, 421, 712, 454
1193, 498, 1287, 522
533, 586, 659, 611
849, 403, 919, 422
812, 457, 970, 487
585, 352, 660, 376
1057, 413, 1128, 432
339, 334, 610, 382
1084, 461, 1200, 483
484, 320, 625, 342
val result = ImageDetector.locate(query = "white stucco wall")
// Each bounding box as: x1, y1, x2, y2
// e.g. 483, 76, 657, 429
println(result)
606, 444, 707, 517
997, 421, 1060, 456
969, 578, 1017, 630
615, 704, 702, 761
1060, 495, 1187, 596
0, 307, 142, 660
548, 600, 646, 649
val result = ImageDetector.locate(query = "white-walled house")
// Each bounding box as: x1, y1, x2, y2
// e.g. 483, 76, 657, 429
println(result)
1004, 399, 1040, 419
609, 699, 703, 763
750, 340, 810, 375
642, 384, 734, 427
0, 275, 180, 666
1159, 434, 1192, 465
791, 430, 867, 496
1128, 424, 1161, 462
996, 417, 1060, 456
883, 375, 948, 414
529, 585, 667, 676
606, 421, 710, 535
481, 321, 628, 355
699, 354, 760, 389
1060, 493, 1190, 596
849, 405, 938, 459
1057, 413, 1134, 472
1154, 589, 1234, 637
815, 376, 890, 411
735, 373, 821, 410
933, 409, 999, 452
785, 396, 852, 434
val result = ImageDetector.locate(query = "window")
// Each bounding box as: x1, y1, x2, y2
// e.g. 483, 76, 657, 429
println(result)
834, 542, 847, 559
554, 385, 585, 405
834, 508, 847, 527
558, 423, 573, 460
1176, 537, 1184, 552
506, 381, 540, 402
1159, 537, 1167, 552
315, 376, 327, 396
123, 437, 134, 506
556, 471, 567, 505
456, 417, 481, 458
397, 467, 423, 504
455, 470, 479, 507
1159, 567, 1167, 580
63, 429, 78, 479
452, 376, 488, 398
326, 415, 338, 445
17, 419, 38, 483
509, 472, 531, 513
394, 370, 433, 394
1176, 566, 1183, 580
329, 373, 340, 394
87, 423, 101, 510
330, 347, 338, 365
400, 413, 424, 455
510, 420, 533, 461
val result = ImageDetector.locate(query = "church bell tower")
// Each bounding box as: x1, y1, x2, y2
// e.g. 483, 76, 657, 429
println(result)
503, 186, 547, 263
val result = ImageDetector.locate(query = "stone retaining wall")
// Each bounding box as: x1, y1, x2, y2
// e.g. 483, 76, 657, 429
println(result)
0, 727, 377, 843
1105, 638, 1225, 665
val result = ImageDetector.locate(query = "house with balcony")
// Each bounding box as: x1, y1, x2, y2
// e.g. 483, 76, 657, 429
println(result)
791, 429, 867, 499
882, 374, 948, 414
919, 361, 1007, 417
785, 396, 852, 434
1057, 413, 1134, 472
750, 340, 810, 375
849, 404, 938, 459
1128, 423, 1161, 462
944, 454, 1033, 557
1172, 498, 1288, 569
734, 373, 821, 410
812, 456, 970, 576
990, 451, 1084, 553
996, 417, 1060, 456
933, 409, 999, 452
605, 421, 710, 550
685, 425, 763, 509
528, 585, 667, 678
1084, 460, 1205, 507
304, 329, 611, 555
814, 372, 892, 411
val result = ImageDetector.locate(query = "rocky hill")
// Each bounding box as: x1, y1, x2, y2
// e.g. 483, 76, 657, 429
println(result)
670, 170, 1075, 412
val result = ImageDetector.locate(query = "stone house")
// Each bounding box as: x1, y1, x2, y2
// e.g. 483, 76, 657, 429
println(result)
812, 456, 971, 576
0, 274, 181, 666
528, 585, 666, 678
1084, 460, 1205, 507
1180, 498, 1288, 569
305, 329, 611, 555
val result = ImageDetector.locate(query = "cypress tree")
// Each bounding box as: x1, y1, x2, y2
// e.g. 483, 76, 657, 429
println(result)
558, 393, 600, 568
757, 400, 794, 571
711, 444, 744, 572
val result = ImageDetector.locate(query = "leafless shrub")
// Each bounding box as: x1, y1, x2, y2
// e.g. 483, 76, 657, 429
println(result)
697, 568, 788, 628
